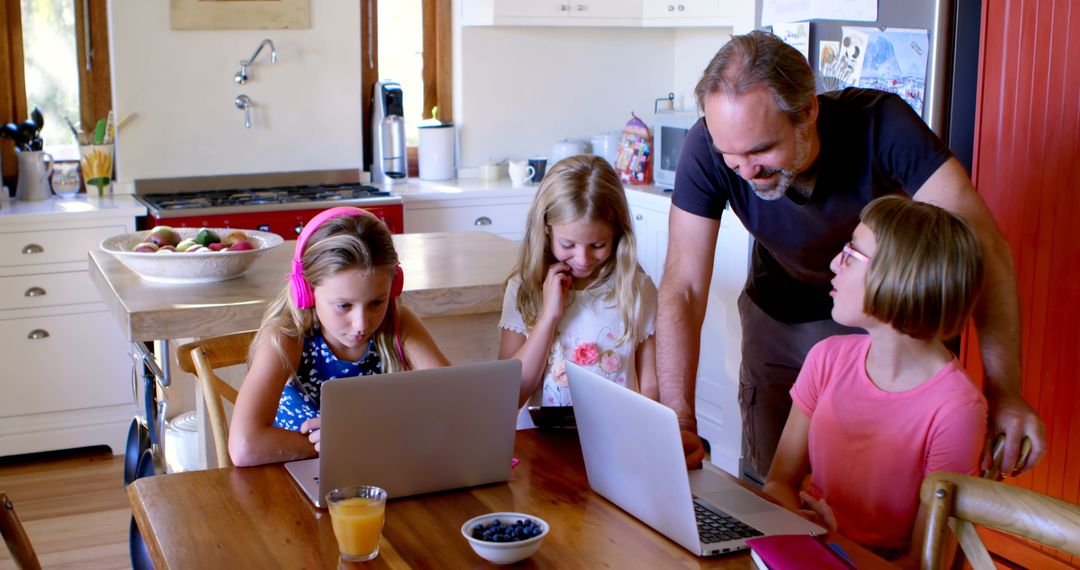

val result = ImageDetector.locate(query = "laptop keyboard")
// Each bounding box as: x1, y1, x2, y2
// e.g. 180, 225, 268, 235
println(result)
693, 500, 764, 544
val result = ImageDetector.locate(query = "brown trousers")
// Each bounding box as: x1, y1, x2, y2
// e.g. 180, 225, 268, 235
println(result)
736, 291, 861, 485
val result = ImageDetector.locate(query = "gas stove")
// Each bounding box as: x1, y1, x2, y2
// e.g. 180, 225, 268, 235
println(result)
138, 182, 398, 216
135, 172, 404, 236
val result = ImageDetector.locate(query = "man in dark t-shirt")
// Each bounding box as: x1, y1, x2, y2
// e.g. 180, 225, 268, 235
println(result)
656, 31, 1044, 483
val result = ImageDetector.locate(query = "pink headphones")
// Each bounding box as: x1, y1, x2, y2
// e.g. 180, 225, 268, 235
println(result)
289, 206, 404, 309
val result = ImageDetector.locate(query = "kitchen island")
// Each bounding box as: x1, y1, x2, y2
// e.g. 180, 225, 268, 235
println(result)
89, 230, 518, 343
90, 231, 519, 470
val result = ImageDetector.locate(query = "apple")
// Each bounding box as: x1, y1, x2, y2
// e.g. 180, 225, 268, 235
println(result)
176, 238, 198, 252
147, 226, 181, 247
207, 242, 225, 251
186, 245, 206, 253
228, 239, 255, 251
132, 242, 159, 253
223, 230, 250, 246
158, 245, 177, 252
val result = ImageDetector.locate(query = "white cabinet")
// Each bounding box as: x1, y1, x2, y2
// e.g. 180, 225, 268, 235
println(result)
0, 209, 139, 457
494, 0, 638, 20
626, 192, 670, 285
403, 190, 536, 241
464, 0, 750, 28
642, 0, 719, 19
625, 188, 750, 476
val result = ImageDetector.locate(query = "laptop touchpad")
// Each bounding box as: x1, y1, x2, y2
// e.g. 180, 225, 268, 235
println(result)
701, 490, 776, 516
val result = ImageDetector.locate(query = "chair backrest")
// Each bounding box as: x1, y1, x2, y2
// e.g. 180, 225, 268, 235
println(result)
175, 330, 256, 469
919, 470, 1080, 570
1, 491, 41, 570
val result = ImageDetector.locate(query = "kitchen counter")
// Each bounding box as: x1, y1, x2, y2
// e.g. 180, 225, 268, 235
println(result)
0, 194, 146, 226
89, 231, 518, 343
387, 176, 674, 204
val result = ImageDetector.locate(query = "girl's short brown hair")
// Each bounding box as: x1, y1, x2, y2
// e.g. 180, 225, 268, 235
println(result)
860, 195, 984, 340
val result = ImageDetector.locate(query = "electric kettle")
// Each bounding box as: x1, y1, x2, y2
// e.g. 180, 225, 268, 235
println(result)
550, 139, 587, 166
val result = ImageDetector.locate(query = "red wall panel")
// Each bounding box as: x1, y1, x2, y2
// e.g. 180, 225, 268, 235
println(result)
970, 0, 1080, 566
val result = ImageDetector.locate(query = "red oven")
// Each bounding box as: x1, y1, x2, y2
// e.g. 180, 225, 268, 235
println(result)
141, 203, 404, 237
134, 180, 404, 237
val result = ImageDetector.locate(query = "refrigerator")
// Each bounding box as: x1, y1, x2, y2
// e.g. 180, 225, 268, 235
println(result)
756, 0, 982, 172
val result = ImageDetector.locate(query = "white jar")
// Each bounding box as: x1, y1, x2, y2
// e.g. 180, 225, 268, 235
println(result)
590, 132, 622, 168
418, 122, 456, 181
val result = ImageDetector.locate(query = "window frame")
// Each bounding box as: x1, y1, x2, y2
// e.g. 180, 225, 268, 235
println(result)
1, 0, 111, 185
361, 0, 452, 180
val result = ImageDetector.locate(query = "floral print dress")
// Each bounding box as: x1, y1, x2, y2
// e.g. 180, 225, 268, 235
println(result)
273, 330, 383, 431
499, 272, 657, 428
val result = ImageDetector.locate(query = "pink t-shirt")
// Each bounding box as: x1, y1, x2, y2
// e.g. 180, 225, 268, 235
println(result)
791, 335, 987, 549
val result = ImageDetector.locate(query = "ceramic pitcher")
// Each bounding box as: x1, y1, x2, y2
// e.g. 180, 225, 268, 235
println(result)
15, 150, 55, 201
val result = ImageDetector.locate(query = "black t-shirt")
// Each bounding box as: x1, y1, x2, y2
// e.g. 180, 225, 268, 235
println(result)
673, 88, 952, 323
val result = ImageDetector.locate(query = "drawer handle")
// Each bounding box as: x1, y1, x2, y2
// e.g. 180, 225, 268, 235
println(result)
27, 329, 50, 340
24, 287, 47, 297
22, 243, 44, 254
474, 216, 493, 226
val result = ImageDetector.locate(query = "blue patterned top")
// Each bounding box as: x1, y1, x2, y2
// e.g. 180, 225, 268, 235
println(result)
273, 331, 383, 431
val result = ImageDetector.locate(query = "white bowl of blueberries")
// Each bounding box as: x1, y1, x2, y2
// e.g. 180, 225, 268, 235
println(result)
461, 512, 549, 565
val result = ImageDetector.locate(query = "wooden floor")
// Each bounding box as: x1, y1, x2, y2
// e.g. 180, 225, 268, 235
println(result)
0, 446, 130, 569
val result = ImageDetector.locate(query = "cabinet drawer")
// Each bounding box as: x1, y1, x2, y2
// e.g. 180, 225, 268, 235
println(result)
0, 311, 131, 417
0, 271, 100, 310
405, 204, 530, 235
0, 225, 126, 268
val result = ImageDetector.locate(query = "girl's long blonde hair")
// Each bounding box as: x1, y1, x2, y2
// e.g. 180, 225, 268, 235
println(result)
511, 154, 644, 346
252, 215, 408, 373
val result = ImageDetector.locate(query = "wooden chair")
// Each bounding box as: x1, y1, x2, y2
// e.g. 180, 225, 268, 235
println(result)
919, 438, 1078, 570
1, 491, 42, 570
175, 330, 257, 469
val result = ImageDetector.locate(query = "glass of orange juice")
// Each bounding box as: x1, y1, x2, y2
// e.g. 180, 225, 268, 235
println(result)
326, 485, 387, 561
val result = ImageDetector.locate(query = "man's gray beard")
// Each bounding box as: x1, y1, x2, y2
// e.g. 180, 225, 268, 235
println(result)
752, 172, 794, 200
753, 129, 814, 201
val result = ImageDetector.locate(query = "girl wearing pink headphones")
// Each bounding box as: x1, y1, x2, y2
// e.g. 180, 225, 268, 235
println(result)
230, 207, 450, 467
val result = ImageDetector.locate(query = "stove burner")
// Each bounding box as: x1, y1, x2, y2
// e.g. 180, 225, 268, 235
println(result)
158, 198, 212, 210
139, 183, 392, 212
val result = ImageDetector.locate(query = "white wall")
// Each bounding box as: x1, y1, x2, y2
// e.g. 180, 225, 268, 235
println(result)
456, 27, 678, 167
109, 0, 362, 183
673, 28, 734, 110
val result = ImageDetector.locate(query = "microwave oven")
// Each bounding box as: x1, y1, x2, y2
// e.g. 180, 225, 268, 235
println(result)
653, 110, 700, 189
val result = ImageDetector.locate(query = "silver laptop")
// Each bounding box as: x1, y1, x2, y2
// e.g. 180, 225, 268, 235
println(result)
285, 359, 521, 508
566, 362, 825, 556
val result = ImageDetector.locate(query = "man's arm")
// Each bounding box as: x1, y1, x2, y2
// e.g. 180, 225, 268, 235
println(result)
656, 204, 721, 468
912, 157, 1046, 474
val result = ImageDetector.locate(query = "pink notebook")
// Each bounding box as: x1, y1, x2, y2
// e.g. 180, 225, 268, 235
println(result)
746, 534, 857, 570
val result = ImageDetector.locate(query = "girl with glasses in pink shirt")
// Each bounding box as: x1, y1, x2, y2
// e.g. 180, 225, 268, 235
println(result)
763, 195, 987, 567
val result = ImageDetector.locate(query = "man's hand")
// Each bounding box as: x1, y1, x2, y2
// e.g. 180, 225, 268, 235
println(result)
681, 430, 705, 470
982, 391, 1045, 476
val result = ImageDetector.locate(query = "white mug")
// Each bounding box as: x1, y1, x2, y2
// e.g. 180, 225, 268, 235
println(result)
508, 161, 535, 188
479, 161, 503, 181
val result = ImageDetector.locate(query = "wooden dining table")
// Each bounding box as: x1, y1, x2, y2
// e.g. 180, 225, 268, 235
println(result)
128, 429, 896, 569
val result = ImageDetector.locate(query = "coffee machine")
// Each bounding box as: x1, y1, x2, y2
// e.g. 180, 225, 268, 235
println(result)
371, 81, 407, 186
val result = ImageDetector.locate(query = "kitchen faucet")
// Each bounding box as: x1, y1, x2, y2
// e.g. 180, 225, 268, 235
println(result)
234, 39, 277, 84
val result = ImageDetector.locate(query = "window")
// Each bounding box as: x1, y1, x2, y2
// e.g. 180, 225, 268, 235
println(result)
21, 0, 80, 158
361, 0, 451, 177
1, 0, 110, 184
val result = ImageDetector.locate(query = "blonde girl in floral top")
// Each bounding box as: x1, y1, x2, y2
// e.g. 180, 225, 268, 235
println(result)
499, 155, 658, 428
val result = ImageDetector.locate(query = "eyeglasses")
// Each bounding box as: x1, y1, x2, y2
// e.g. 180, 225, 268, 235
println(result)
840, 241, 871, 268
